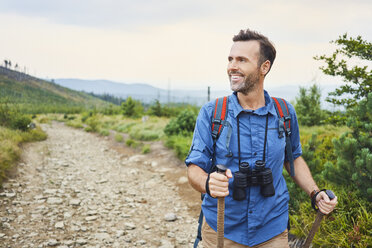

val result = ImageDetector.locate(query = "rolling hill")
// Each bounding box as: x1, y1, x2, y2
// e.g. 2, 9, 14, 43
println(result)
0, 66, 110, 113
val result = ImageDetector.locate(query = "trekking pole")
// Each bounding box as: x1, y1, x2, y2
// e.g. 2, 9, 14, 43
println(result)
303, 190, 335, 248
216, 164, 227, 248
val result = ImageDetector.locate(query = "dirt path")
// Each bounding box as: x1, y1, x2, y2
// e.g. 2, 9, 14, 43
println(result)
0, 121, 202, 248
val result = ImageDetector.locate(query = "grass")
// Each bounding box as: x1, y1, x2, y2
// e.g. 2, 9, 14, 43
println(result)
164, 134, 193, 161
142, 144, 151, 154
0, 126, 47, 186
99, 129, 110, 136
115, 133, 124, 142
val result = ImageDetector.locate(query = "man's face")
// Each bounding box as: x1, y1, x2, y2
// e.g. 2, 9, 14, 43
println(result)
227, 41, 261, 94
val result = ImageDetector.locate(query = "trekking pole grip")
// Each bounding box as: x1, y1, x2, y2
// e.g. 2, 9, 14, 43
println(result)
216, 164, 227, 174
216, 164, 227, 248
303, 190, 336, 248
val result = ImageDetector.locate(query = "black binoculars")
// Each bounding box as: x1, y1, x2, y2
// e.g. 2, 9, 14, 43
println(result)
233, 160, 275, 200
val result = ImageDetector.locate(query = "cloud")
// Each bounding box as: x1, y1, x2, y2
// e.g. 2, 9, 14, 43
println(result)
0, 0, 215, 30
0, 0, 370, 90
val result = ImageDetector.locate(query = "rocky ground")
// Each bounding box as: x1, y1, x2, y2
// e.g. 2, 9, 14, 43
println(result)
0, 121, 305, 248
0, 122, 202, 248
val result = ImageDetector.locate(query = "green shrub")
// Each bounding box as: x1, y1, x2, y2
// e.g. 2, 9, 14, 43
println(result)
290, 185, 371, 247
121, 97, 144, 118
164, 109, 197, 136
66, 120, 84, 129
142, 144, 151, 154
84, 126, 93, 132
11, 115, 31, 131
165, 134, 193, 160
115, 133, 124, 142
125, 138, 139, 148
86, 116, 99, 132
20, 127, 48, 142
0, 126, 47, 186
129, 129, 159, 141
126, 138, 135, 147
115, 122, 136, 133
0, 102, 31, 131
99, 129, 110, 136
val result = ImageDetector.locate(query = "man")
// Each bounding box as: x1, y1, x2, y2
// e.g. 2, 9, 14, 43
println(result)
185, 29, 338, 247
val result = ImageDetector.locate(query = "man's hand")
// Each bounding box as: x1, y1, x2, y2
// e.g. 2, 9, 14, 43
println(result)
208, 168, 233, 198
316, 191, 338, 215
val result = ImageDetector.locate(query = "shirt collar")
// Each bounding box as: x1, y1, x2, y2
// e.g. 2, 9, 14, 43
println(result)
230, 90, 277, 118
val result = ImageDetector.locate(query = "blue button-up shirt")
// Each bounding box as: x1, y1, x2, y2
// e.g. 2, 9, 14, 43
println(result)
185, 90, 302, 246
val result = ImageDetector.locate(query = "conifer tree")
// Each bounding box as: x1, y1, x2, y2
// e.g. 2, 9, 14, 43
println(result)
314, 34, 371, 109
295, 84, 324, 126
317, 34, 372, 201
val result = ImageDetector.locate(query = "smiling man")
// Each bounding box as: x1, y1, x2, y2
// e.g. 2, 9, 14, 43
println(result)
185, 29, 338, 247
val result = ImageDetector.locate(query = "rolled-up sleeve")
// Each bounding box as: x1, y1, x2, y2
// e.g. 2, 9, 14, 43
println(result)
185, 104, 214, 172
285, 103, 302, 161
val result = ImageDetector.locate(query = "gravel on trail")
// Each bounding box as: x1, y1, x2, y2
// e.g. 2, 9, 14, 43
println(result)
0, 122, 202, 248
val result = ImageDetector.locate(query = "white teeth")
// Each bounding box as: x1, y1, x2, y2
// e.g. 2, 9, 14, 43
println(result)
231, 76, 242, 80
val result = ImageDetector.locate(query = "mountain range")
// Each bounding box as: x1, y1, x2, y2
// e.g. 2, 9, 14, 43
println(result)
55, 78, 339, 107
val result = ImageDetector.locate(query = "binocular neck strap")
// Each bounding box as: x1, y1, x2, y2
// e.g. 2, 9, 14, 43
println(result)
237, 113, 269, 165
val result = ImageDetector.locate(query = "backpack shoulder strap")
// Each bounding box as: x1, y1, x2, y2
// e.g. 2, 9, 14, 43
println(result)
211, 96, 229, 141
192, 96, 229, 248
271, 97, 295, 177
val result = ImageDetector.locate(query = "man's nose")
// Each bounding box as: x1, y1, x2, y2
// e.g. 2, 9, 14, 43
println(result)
228, 60, 238, 70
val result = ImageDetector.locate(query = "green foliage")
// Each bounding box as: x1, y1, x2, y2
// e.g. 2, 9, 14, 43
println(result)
85, 116, 99, 132
164, 109, 197, 136
0, 101, 31, 131
115, 122, 136, 133
121, 97, 143, 118
295, 84, 326, 126
323, 96, 372, 201
129, 129, 159, 141
148, 100, 163, 117
314, 34, 371, 109
0, 72, 109, 114
0, 126, 47, 186
165, 134, 193, 160
291, 186, 371, 247
125, 138, 139, 148
115, 133, 124, 142
99, 129, 110, 136
142, 144, 151, 154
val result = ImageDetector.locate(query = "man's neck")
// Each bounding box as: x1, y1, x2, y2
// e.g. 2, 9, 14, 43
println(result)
237, 84, 265, 110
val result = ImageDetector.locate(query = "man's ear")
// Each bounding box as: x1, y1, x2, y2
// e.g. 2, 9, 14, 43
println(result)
261, 60, 271, 76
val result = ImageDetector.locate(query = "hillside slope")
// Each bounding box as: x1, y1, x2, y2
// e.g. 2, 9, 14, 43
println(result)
0, 66, 109, 113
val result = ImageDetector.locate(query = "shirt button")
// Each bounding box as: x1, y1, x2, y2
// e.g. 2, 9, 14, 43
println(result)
249, 210, 253, 214
254, 152, 257, 156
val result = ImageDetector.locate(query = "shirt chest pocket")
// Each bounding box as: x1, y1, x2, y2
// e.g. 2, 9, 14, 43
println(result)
267, 127, 286, 165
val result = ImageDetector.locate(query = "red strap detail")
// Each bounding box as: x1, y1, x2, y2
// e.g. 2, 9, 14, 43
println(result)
218, 97, 228, 134
282, 99, 291, 129
272, 97, 284, 117
272, 97, 287, 130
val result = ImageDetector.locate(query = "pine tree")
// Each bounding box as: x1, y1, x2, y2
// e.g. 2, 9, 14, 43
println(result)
294, 84, 324, 126
314, 34, 371, 109
121, 97, 143, 117
323, 93, 372, 200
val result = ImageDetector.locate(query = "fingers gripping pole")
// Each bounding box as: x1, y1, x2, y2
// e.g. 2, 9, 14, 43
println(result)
216, 164, 227, 248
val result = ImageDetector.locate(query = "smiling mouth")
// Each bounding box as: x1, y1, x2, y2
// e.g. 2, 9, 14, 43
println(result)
229, 72, 244, 82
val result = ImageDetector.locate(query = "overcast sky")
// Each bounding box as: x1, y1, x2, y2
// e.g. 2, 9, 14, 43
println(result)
0, 0, 371, 90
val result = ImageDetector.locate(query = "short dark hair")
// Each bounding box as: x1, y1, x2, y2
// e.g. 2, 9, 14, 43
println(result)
233, 29, 276, 73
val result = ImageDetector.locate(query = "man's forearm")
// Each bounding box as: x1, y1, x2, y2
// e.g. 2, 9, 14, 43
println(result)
187, 164, 208, 194
285, 156, 319, 197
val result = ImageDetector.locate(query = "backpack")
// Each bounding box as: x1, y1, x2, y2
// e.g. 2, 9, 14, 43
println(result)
193, 96, 294, 248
